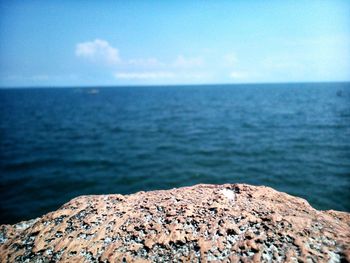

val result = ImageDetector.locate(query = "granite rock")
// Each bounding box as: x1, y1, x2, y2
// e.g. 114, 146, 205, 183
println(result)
0, 184, 349, 262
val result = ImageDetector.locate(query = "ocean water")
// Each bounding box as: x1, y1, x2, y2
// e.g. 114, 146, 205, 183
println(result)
0, 83, 349, 224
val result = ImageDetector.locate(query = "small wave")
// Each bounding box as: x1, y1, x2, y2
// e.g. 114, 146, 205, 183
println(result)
110, 126, 123, 133
2, 159, 58, 171
70, 159, 117, 168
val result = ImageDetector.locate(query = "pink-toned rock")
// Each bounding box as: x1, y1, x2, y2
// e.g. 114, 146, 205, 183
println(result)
0, 184, 349, 262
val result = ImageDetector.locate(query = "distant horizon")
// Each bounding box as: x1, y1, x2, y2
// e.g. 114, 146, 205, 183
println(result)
1, 80, 350, 90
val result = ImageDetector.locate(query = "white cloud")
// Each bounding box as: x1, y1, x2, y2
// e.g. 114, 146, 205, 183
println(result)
229, 71, 247, 79
114, 71, 175, 80
2, 74, 79, 85
128, 58, 164, 67
75, 39, 120, 65
173, 55, 204, 68
5, 74, 24, 80
224, 53, 238, 66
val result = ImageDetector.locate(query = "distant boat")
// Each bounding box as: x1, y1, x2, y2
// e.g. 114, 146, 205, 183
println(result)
87, 89, 99, 94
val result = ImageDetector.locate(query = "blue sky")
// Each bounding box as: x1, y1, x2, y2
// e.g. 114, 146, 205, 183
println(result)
0, 0, 349, 87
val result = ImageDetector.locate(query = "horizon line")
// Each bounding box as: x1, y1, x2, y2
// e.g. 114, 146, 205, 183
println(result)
0, 80, 349, 89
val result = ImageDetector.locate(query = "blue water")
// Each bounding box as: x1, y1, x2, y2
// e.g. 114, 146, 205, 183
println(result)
0, 83, 349, 224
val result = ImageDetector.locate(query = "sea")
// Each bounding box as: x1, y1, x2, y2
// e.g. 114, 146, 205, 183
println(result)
0, 82, 349, 224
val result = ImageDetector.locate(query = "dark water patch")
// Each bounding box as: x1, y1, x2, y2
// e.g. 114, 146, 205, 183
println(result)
68, 159, 118, 168
1, 158, 60, 172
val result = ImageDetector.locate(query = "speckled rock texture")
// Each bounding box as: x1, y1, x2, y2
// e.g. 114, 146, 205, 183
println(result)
0, 184, 349, 263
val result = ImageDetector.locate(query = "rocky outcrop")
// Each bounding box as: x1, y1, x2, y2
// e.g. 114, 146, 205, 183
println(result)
0, 184, 349, 262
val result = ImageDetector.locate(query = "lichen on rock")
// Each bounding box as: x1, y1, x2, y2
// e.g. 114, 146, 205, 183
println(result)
0, 184, 349, 262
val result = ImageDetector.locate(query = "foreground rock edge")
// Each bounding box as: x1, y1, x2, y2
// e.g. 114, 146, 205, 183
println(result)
0, 184, 349, 262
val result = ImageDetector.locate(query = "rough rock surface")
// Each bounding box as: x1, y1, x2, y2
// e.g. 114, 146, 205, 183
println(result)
0, 184, 349, 262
